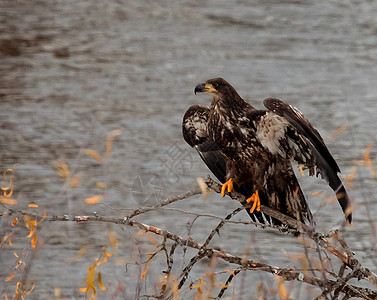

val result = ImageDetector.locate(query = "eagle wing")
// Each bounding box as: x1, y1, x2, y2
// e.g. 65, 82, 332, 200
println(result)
182, 105, 271, 224
182, 105, 227, 183
261, 98, 352, 222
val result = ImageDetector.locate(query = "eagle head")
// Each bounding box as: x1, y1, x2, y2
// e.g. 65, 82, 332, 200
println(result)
194, 78, 234, 95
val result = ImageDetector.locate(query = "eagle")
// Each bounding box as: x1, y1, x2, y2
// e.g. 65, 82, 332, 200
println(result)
182, 78, 352, 225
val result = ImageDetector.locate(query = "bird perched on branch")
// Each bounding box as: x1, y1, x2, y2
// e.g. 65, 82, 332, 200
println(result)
182, 77, 352, 225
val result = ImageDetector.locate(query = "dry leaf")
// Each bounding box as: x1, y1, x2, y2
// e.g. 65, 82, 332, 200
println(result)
298, 164, 305, 176
85, 195, 103, 204
327, 125, 348, 141
31, 232, 37, 248
5, 272, 15, 282
98, 272, 108, 291
108, 231, 118, 250
41, 209, 47, 222
311, 191, 323, 197
54, 159, 70, 179
96, 181, 106, 189
67, 245, 87, 264
276, 277, 289, 300
79, 260, 98, 299
83, 149, 103, 164
105, 129, 122, 159
215, 282, 231, 288
224, 269, 235, 276
11, 217, 19, 227
69, 174, 81, 188
141, 264, 148, 280
0, 197, 17, 205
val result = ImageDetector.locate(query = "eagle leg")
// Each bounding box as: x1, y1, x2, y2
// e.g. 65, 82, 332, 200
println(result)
221, 178, 234, 196
246, 190, 261, 214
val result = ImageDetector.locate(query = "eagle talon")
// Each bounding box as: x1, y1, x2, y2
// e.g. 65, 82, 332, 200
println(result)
246, 190, 260, 214
221, 178, 234, 196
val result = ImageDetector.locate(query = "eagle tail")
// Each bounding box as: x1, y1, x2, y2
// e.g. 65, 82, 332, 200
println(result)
246, 175, 314, 226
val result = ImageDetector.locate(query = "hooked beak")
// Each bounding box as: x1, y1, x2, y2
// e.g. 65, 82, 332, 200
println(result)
194, 82, 217, 94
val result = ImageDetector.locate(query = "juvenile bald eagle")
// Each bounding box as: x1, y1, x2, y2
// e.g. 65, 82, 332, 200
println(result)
182, 78, 352, 225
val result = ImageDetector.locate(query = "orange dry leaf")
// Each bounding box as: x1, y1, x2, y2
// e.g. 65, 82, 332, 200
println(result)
172, 277, 179, 300
26, 281, 36, 295
31, 232, 37, 248
1, 169, 14, 196
26, 224, 36, 238
2, 234, 8, 247
28, 204, 38, 208
105, 129, 122, 159
11, 217, 19, 227
15, 281, 21, 293
364, 145, 376, 178
54, 159, 70, 179
224, 269, 235, 276
83, 149, 103, 164
67, 245, 87, 264
104, 247, 113, 258
363, 145, 372, 167
0, 197, 17, 205
190, 282, 202, 289
8, 233, 14, 246
69, 174, 81, 188
276, 277, 289, 300
215, 282, 231, 288
293, 186, 299, 198
96, 181, 106, 189
298, 164, 305, 177
5, 272, 15, 282
257, 282, 264, 291
24, 216, 37, 238
98, 247, 113, 265
191, 276, 206, 290
41, 209, 47, 222
79, 260, 98, 299
325, 195, 338, 204
54, 287, 62, 298
85, 195, 103, 204
327, 125, 348, 141
311, 191, 323, 197
16, 260, 23, 269
108, 232, 118, 250
98, 272, 108, 291
345, 167, 357, 188
141, 264, 149, 280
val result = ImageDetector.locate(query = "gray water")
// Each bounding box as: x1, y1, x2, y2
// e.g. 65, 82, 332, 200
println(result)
1, 0, 376, 298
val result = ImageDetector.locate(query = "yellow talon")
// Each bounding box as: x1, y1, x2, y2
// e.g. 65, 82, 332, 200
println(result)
221, 178, 234, 196
246, 190, 260, 214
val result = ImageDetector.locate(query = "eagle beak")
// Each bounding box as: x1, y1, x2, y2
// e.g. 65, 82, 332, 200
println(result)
194, 83, 217, 94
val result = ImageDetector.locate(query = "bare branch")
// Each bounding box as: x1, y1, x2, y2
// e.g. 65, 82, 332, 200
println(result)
204, 176, 377, 286
2, 207, 376, 299
2, 179, 376, 299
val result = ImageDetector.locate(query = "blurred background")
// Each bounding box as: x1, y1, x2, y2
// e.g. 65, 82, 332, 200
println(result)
1, 0, 376, 298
